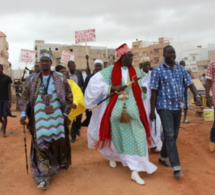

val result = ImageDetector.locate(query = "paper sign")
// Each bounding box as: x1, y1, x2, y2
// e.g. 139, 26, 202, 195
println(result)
75, 29, 96, 44
19, 49, 36, 64
61, 50, 75, 64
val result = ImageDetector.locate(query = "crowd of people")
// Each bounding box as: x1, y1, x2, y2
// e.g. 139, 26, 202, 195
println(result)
1, 42, 213, 190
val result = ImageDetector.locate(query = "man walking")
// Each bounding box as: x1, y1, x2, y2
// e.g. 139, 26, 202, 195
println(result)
66, 61, 84, 143
85, 43, 157, 185
0, 64, 12, 137
55, 65, 85, 130
140, 57, 163, 152
19, 53, 73, 189
82, 59, 103, 127
150, 45, 201, 179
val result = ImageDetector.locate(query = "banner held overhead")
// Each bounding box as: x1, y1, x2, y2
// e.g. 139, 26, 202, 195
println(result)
75, 29, 96, 44
19, 49, 36, 64
61, 50, 75, 64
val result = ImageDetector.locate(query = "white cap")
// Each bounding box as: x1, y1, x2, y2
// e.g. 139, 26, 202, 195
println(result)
94, 59, 103, 65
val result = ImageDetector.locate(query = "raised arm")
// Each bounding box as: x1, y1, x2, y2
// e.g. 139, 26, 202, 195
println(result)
85, 55, 91, 75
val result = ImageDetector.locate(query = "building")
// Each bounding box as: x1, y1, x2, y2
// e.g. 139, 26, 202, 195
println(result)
34, 40, 115, 72
180, 46, 208, 73
180, 44, 215, 78
132, 37, 170, 67
0, 32, 10, 75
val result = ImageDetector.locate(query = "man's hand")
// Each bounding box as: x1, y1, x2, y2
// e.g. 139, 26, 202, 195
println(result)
111, 85, 127, 92
64, 115, 71, 124
141, 86, 147, 93
85, 55, 89, 61
72, 104, 77, 109
150, 111, 156, 121
20, 116, 27, 125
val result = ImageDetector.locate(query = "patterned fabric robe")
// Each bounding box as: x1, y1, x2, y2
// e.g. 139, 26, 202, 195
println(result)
19, 71, 73, 184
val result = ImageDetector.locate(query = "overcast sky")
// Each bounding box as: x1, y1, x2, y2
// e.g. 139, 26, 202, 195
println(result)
1, 0, 215, 69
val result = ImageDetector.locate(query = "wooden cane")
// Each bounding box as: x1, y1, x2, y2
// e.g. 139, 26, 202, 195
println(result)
89, 77, 143, 111
23, 125, 29, 174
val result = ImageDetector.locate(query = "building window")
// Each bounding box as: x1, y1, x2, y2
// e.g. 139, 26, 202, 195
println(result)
191, 66, 198, 72
55, 48, 58, 51
154, 49, 159, 55
193, 56, 195, 61
154, 57, 159, 64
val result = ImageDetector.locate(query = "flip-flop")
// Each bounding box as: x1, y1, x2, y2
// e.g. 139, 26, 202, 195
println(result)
37, 181, 49, 190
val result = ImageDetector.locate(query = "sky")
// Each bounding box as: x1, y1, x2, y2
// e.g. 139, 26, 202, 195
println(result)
1, 0, 215, 69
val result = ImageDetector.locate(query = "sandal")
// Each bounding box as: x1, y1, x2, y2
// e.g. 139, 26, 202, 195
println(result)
37, 181, 49, 190
183, 120, 190, 123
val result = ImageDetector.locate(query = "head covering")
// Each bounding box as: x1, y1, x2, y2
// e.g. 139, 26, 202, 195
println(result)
55, 65, 66, 72
139, 56, 150, 64
39, 53, 54, 61
116, 43, 131, 58
94, 59, 103, 65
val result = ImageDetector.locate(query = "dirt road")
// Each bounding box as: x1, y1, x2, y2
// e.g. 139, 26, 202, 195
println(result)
0, 111, 214, 195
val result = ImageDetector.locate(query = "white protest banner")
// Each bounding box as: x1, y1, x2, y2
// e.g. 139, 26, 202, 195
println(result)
75, 29, 96, 44
19, 49, 36, 64
60, 50, 75, 64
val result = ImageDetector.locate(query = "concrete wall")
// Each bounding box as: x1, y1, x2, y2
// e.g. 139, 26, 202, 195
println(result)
0, 32, 9, 75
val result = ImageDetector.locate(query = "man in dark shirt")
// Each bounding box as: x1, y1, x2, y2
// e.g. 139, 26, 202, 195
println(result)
0, 64, 12, 137
66, 61, 84, 143
81, 59, 103, 127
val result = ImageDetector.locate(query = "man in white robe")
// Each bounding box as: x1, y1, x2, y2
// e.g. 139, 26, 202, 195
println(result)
85, 44, 157, 185
140, 57, 163, 152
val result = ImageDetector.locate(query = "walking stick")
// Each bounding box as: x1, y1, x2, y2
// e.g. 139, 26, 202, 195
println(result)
89, 77, 143, 111
23, 125, 29, 174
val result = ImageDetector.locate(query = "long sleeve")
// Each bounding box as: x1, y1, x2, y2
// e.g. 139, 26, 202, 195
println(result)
19, 77, 31, 116
84, 72, 109, 109
64, 79, 73, 115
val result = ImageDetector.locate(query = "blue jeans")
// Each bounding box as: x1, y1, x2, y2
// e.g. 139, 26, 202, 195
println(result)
210, 110, 215, 142
158, 109, 182, 171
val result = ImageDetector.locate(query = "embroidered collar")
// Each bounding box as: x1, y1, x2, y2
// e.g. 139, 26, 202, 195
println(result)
42, 72, 51, 76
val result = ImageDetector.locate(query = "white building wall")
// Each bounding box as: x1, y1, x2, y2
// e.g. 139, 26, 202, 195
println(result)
180, 47, 208, 72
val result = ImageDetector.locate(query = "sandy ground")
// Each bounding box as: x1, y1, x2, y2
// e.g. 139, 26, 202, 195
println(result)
0, 107, 215, 195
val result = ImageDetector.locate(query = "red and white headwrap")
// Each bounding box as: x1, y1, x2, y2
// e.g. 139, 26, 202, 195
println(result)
116, 43, 131, 58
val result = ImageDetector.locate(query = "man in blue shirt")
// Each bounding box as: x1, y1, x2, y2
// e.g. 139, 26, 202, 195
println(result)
150, 45, 201, 179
